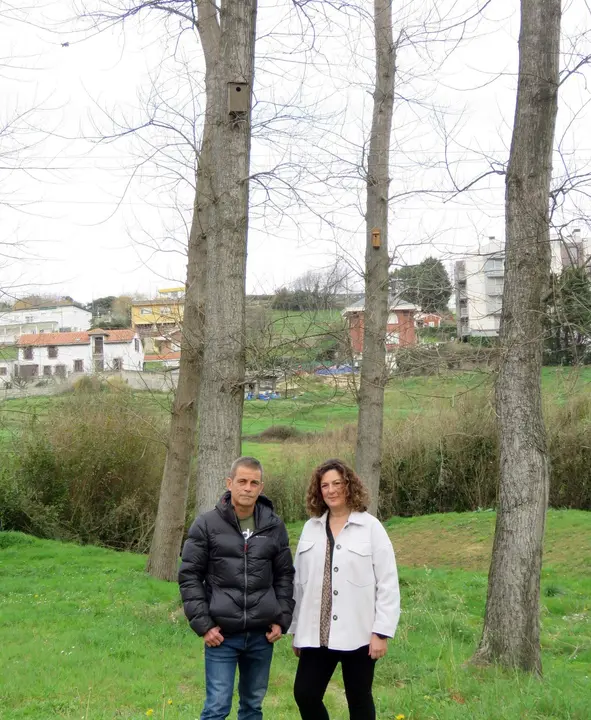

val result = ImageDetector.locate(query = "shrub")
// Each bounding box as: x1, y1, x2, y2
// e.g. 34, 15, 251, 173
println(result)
3, 388, 167, 550
247, 425, 307, 442
547, 394, 591, 510
395, 344, 499, 376
379, 391, 498, 517
264, 426, 355, 522
267, 388, 591, 521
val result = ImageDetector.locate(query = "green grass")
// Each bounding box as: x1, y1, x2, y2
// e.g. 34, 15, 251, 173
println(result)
269, 309, 343, 339
1, 509, 590, 719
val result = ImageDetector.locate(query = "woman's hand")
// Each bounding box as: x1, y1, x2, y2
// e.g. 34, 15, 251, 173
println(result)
369, 633, 388, 660
292, 641, 301, 658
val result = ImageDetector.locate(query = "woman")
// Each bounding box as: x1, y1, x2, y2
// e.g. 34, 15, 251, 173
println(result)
289, 459, 400, 720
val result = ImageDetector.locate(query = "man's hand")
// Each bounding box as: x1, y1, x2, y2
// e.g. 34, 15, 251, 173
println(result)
265, 624, 283, 643
292, 641, 301, 658
203, 626, 224, 647
368, 634, 388, 660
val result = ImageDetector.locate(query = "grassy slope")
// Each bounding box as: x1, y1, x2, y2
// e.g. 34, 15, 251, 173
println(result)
1, 510, 590, 720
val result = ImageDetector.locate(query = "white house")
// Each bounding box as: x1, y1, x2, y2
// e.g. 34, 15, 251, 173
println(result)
15, 329, 144, 380
0, 302, 92, 345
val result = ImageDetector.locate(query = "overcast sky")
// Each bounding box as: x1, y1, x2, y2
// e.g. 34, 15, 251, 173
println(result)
1, 0, 589, 304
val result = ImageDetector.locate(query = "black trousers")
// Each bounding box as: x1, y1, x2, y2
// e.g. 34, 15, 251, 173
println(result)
293, 645, 376, 720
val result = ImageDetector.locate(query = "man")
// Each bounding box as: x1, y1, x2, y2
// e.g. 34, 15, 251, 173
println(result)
179, 456, 295, 720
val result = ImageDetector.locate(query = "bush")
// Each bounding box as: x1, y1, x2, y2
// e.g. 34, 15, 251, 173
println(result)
395, 344, 499, 376
547, 394, 591, 509
1, 388, 167, 550
379, 391, 498, 517
266, 389, 591, 521
246, 425, 308, 442
264, 426, 356, 522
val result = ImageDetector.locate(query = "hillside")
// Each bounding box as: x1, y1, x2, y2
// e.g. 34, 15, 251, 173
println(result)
1, 510, 589, 719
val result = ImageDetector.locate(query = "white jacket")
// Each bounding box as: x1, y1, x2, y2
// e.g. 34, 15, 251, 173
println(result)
289, 511, 400, 651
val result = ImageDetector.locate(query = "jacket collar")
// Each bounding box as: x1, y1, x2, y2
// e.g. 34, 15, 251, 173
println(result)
216, 490, 278, 529
314, 510, 368, 526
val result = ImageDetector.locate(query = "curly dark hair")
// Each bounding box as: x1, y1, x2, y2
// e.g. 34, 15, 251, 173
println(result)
306, 458, 370, 517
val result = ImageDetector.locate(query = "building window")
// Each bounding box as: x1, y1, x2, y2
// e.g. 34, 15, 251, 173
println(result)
386, 332, 400, 345
94, 337, 104, 355
43, 366, 52, 377
48, 346, 58, 358
55, 365, 66, 378
94, 358, 104, 372
112, 358, 122, 371
140, 308, 151, 315
134, 338, 140, 353
0, 367, 7, 376
25, 315, 34, 323
23, 347, 33, 360
74, 360, 84, 373
484, 257, 504, 273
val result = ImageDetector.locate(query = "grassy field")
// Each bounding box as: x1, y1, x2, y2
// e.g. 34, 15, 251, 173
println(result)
2, 366, 591, 470
1, 510, 589, 720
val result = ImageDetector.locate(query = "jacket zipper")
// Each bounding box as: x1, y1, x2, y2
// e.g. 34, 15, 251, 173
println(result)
233, 519, 276, 632
243, 538, 248, 630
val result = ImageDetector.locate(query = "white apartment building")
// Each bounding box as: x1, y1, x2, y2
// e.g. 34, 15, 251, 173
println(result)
0, 302, 92, 345
14, 329, 144, 380
455, 238, 504, 338
455, 229, 590, 339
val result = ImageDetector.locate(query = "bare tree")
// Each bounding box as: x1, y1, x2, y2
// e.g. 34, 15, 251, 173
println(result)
472, 0, 561, 673
195, 0, 257, 512
146, 77, 212, 578
355, 0, 395, 515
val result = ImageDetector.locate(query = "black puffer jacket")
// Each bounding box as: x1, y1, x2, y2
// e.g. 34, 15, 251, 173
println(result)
179, 492, 295, 636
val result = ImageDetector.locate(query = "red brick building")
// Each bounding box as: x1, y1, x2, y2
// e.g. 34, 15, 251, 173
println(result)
416, 312, 443, 328
343, 297, 418, 355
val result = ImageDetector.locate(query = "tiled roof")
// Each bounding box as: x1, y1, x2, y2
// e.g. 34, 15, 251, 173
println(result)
17, 332, 89, 347
89, 329, 136, 343
16, 329, 137, 347
144, 351, 181, 362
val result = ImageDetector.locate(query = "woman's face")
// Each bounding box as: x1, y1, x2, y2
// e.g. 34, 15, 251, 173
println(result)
320, 469, 348, 513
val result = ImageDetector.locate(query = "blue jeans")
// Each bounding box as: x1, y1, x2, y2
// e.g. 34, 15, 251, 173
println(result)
201, 631, 274, 720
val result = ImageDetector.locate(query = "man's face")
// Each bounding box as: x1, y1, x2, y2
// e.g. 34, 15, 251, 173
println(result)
226, 465, 263, 514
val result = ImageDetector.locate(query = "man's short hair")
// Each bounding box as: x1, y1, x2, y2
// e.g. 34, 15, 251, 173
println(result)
229, 456, 264, 480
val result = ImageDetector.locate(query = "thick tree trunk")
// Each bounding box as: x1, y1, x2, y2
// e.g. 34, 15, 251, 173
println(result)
473, 0, 560, 674
355, 0, 394, 516
195, 0, 257, 512
145, 201, 205, 580
146, 2, 219, 580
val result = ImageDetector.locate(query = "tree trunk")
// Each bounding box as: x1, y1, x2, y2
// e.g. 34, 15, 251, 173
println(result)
146, 2, 219, 580
473, 0, 560, 674
195, 0, 257, 512
355, 0, 395, 516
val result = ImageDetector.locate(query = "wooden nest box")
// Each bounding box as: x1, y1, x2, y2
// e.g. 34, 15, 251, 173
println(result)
228, 82, 249, 115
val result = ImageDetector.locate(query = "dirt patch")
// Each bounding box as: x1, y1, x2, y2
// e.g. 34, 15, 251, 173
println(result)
387, 511, 591, 574
243, 425, 314, 443
391, 527, 492, 571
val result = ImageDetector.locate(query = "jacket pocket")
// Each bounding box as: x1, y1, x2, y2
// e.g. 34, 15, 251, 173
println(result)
346, 542, 374, 587
294, 540, 315, 585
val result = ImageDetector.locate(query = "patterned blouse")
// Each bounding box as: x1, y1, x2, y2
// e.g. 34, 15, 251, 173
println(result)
319, 521, 335, 647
